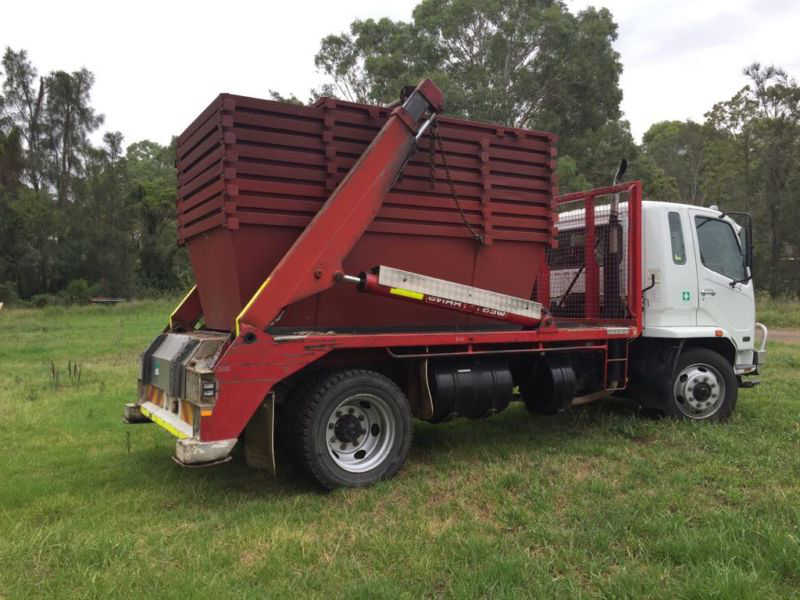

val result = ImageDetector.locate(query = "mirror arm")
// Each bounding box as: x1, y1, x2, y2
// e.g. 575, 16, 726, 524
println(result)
729, 274, 752, 288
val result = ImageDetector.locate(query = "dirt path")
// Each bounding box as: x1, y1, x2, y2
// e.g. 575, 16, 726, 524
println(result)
767, 328, 800, 344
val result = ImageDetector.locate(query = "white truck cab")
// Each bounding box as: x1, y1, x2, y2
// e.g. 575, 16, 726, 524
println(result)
640, 201, 767, 375
621, 200, 767, 420
553, 197, 766, 420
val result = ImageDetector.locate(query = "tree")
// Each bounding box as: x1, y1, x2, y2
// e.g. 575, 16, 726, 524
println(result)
268, 90, 304, 105
314, 0, 626, 187
65, 131, 134, 295
0, 128, 26, 293
641, 120, 706, 204
704, 64, 800, 294
0, 82, 54, 298
0, 47, 196, 300
0, 127, 24, 189
43, 68, 104, 205
1, 48, 46, 191
127, 139, 187, 291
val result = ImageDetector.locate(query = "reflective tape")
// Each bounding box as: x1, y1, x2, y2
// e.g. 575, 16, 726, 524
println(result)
235, 277, 271, 336
168, 285, 197, 329
140, 403, 191, 439
390, 287, 424, 300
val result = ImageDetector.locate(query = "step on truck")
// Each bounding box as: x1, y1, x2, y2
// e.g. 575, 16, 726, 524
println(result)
124, 79, 766, 489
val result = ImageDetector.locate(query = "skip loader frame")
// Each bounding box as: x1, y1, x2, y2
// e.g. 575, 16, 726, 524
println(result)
130, 77, 731, 490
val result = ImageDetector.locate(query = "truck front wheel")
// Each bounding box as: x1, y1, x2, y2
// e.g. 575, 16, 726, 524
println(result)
292, 369, 412, 489
664, 348, 737, 421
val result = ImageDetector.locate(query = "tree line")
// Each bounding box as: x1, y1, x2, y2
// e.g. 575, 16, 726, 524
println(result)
307, 0, 800, 296
0, 48, 187, 305
2, 0, 798, 306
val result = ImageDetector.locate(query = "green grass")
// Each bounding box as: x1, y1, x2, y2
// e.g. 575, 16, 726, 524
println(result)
756, 294, 800, 328
1, 301, 799, 599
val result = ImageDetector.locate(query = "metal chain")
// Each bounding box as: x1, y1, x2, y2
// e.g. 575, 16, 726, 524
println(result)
431, 123, 485, 244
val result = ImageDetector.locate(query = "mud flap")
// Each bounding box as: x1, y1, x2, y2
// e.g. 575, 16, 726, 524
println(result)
244, 393, 276, 476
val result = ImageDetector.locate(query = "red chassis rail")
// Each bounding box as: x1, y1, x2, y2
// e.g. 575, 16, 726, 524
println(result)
195, 181, 643, 442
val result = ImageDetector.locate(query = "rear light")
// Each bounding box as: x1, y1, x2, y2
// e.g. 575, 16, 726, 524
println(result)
202, 380, 217, 399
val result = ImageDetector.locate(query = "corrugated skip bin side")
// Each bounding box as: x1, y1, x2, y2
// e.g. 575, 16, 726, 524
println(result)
175, 93, 559, 331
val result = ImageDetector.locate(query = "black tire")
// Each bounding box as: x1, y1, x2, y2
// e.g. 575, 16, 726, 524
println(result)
292, 369, 412, 490
660, 347, 737, 421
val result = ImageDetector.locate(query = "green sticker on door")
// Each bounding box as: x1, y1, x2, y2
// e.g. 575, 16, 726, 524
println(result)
681, 291, 691, 302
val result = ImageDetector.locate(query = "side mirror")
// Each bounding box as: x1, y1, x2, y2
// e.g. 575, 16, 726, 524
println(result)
746, 219, 753, 270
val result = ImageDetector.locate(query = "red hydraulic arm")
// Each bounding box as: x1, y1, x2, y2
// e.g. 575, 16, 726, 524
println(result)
340, 267, 547, 328
234, 79, 445, 336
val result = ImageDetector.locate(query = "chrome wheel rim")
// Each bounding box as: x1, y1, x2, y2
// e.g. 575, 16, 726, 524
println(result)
325, 393, 395, 473
673, 362, 726, 419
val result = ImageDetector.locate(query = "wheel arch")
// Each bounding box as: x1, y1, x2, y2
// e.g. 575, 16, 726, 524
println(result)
631, 336, 736, 383
628, 336, 738, 419
681, 337, 736, 367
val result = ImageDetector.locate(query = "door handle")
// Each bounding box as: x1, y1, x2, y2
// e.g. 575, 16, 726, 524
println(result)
701, 289, 716, 297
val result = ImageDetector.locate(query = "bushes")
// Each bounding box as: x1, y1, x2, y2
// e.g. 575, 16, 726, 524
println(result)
31, 293, 59, 307
3, 278, 184, 309
62, 279, 92, 305
25, 280, 95, 307
0, 281, 20, 305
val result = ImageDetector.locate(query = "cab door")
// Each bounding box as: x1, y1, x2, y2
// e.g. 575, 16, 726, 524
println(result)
689, 210, 754, 339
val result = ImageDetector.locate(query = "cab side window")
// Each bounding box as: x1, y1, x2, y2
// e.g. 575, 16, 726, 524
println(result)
694, 217, 745, 281
668, 212, 686, 265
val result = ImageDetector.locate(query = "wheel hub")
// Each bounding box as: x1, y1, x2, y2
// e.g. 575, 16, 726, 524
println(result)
325, 393, 395, 473
673, 363, 725, 419
693, 381, 712, 402
333, 414, 364, 444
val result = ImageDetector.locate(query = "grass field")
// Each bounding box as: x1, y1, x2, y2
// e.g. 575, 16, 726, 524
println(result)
0, 301, 798, 599
755, 295, 800, 329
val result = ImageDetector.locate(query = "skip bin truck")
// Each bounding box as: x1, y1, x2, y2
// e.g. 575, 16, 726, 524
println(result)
124, 79, 766, 489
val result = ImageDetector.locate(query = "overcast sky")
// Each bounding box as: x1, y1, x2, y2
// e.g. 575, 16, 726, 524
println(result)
1, 0, 798, 147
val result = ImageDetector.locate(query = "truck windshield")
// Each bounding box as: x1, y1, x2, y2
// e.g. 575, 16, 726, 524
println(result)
695, 217, 746, 281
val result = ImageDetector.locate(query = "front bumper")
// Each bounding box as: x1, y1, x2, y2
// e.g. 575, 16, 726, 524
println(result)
754, 322, 768, 366
175, 437, 237, 466
735, 322, 767, 379
124, 400, 237, 466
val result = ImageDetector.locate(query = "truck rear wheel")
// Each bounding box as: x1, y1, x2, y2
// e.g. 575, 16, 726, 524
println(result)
293, 369, 412, 489
664, 348, 737, 421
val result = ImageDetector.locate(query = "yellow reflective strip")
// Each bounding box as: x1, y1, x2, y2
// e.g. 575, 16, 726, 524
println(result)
168, 284, 197, 328
140, 405, 189, 439
390, 287, 424, 300
235, 277, 271, 337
